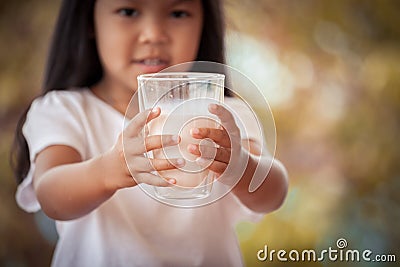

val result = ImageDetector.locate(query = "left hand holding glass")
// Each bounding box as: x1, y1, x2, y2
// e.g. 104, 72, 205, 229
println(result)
188, 103, 244, 178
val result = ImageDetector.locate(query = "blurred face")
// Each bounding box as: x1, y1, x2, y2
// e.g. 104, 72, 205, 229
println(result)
94, 0, 204, 92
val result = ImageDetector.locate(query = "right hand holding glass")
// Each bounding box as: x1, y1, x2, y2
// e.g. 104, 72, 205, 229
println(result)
111, 107, 185, 188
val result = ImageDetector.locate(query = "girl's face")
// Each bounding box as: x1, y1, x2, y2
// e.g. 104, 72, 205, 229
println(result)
94, 0, 204, 92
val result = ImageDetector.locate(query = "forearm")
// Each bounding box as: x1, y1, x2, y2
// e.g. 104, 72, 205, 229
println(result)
232, 154, 288, 213
34, 151, 131, 221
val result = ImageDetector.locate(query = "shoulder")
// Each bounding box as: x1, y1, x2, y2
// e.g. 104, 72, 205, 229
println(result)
28, 88, 95, 118
26, 88, 93, 128
224, 96, 254, 107
224, 96, 256, 119
23, 88, 90, 160
224, 96, 247, 110
224, 96, 263, 142
32, 88, 89, 108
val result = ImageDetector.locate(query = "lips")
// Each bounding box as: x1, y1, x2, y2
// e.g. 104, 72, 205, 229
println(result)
133, 57, 169, 73
139, 58, 168, 66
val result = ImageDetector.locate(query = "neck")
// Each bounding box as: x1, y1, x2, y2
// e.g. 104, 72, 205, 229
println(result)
91, 79, 138, 116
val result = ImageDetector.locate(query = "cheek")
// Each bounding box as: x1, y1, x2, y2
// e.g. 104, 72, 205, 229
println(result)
96, 27, 131, 70
178, 39, 199, 61
94, 17, 132, 68
173, 23, 203, 62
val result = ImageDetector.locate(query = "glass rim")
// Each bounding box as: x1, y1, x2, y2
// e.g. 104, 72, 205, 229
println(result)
137, 72, 225, 81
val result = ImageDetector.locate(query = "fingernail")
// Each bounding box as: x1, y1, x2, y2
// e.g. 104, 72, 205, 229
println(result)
176, 158, 185, 166
209, 104, 218, 111
151, 107, 159, 114
168, 178, 176, 184
171, 135, 180, 143
196, 157, 207, 166
187, 144, 196, 151
191, 128, 200, 135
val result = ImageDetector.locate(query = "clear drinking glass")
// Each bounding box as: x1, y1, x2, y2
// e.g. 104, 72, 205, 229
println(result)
137, 72, 225, 199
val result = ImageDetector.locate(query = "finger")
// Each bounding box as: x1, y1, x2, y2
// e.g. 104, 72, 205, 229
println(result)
125, 134, 180, 155
135, 172, 176, 187
125, 107, 160, 137
148, 158, 185, 172
187, 143, 201, 156
144, 134, 180, 152
187, 144, 230, 164
132, 157, 185, 172
190, 127, 231, 148
208, 104, 241, 136
196, 157, 227, 175
214, 147, 231, 164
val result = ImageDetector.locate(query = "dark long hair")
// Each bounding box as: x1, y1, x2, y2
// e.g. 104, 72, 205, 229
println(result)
11, 0, 226, 184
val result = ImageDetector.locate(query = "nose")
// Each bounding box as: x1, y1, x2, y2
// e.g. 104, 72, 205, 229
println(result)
138, 17, 168, 44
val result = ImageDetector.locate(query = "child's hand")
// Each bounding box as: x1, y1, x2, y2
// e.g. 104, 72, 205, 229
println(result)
111, 107, 184, 189
188, 104, 243, 178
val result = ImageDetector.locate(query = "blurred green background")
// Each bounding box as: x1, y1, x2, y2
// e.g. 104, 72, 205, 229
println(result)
1, 0, 399, 266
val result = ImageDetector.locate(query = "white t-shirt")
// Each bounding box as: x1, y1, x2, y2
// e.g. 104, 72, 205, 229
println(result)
16, 88, 264, 267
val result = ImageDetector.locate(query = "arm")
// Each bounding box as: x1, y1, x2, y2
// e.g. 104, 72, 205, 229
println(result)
189, 104, 288, 214
33, 108, 181, 221
33, 145, 129, 221
230, 140, 288, 213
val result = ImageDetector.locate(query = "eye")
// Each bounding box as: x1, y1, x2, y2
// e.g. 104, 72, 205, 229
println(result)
171, 10, 190, 18
118, 8, 139, 17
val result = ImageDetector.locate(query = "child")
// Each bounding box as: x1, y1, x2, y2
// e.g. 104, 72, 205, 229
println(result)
12, 0, 288, 266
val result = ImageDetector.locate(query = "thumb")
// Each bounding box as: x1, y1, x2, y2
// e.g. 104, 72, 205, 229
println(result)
124, 107, 160, 137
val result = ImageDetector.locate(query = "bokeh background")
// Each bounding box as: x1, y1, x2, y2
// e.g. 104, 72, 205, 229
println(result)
1, 0, 399, 266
